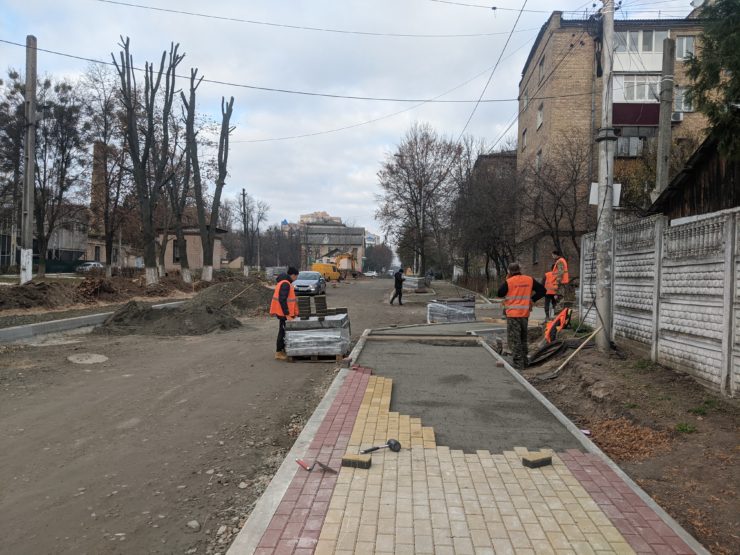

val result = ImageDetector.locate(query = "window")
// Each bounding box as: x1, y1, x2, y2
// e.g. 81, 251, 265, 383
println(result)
622, 74, 660, 101
535, 149, 542, 172
676, 36, 695, 59
536, 103, 544, 129
654, 30, 668, 52
674, 87, 693, 112
538, 56, 545, 83
522, 128, 527, 150
642, 30, 653, 52
94, 246, 101, 262
616, 126, 656, 157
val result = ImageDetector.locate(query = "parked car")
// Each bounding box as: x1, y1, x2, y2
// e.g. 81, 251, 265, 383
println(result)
292, 271, 326, 296
364, 271, 378, 278
76, 261, 104, 273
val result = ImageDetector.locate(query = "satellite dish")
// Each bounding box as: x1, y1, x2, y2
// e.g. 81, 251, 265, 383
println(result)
689, 0, 704, 7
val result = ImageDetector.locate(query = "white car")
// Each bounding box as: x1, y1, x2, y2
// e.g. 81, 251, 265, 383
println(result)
364, 271, 378, 278
76, 261, 104, 273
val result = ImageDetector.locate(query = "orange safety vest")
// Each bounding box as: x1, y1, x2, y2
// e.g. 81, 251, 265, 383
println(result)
544, 271, 558, 295
504, 275, 534, 318
545, 307, 572, 343
553, 257, 570, 284
270, 280, 299, 318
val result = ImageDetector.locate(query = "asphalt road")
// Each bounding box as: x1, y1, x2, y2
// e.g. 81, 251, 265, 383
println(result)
0, 278, 427, 555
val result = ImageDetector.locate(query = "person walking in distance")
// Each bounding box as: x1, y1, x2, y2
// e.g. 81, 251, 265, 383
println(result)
497, 262, 545, 370
390, 268, 405, 305
551, 250, 570, 297
543, 270, 559, 320
269, 267, 299, 360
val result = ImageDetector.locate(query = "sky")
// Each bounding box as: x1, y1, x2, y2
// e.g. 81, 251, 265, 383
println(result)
0, 0, 695, 235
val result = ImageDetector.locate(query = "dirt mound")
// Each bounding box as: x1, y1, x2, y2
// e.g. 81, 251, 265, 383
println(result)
0, 282, 75, 310
188, 278, 273, 317
76, 278, 123, 303
99, 300, 241, 336
590, 417, 672, 462
97, 277, 272, 336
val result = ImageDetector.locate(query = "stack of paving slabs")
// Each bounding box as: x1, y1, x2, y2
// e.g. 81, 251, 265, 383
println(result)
285, 313, 351, 357
427, 296, 476, 323
402, 276, 428, 293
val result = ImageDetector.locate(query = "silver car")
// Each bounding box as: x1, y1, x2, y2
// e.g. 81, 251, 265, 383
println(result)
292, 271, 326, 296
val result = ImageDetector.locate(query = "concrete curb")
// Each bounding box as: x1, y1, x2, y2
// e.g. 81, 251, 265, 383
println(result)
477, 339, 710, 555
227, 367, 350, 555
0, 301, 185, 344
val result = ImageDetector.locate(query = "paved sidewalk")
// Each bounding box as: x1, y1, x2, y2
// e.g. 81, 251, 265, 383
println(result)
233, 329, 705, 555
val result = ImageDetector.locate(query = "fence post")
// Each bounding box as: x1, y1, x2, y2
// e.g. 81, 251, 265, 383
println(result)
720, 214, 736, 395
651, 217, 665, 362
579, 234, 586, 318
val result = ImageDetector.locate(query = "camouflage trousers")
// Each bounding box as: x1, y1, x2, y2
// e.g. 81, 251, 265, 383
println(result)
507, 317, 529, 370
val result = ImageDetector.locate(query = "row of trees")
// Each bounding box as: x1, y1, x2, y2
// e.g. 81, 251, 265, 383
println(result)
376, 122, 593, 281
0, 38, 246, 284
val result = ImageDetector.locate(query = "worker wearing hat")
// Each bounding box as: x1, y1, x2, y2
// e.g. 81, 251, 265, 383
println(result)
270, 267, 299, 360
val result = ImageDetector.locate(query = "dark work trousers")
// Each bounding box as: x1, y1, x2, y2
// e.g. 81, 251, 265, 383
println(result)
276, 317, 287, 352
506, 316, 529, 370
390, 286, 403, 305
544, 294, 558, 319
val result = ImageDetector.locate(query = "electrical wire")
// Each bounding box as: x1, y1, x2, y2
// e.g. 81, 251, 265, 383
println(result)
94, 0, 540, 38
455, 0, 529, 141
0, 36, 540, 104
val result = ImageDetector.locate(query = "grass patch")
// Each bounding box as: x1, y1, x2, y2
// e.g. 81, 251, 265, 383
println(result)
675, 422, 697, 433
688, 406, 707, 416
688, 398, 720, 416
623, 402, 639, 409
570, 318, 593, 334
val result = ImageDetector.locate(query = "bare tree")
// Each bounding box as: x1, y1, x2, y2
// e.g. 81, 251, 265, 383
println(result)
181, 68, 234, 281
84, 64, 130, 277
519, 133, 592, 257
238, 189, 269, 268
34, 78, 90, 277
376, 122, 459, 275
112, 37, 184, 285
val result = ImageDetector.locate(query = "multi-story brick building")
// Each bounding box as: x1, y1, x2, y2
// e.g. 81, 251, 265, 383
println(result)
515, 10, 706, 277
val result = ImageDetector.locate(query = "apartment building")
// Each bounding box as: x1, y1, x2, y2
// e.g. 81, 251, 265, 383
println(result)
515, 10, 706, 275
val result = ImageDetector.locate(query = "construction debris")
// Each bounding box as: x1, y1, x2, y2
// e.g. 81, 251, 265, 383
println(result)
427, 297, 476, 323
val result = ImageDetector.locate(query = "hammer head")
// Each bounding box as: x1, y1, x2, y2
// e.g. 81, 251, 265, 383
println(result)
386, 439, 402, 452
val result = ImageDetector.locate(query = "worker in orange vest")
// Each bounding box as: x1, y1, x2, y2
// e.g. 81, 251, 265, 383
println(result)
497, 262, 546, 370
543, 270, 559, 320
269, 267, 299, 360
551, 250, 569, 296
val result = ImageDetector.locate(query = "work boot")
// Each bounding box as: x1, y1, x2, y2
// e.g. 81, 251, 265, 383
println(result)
275, 351, 288, 361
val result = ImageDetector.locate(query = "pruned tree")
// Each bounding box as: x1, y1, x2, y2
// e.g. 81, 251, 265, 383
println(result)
376, 122, 459, 275
112, 37, 184, 285
181, 68, 235, 281
34, 77, 90, 277
260, 224, 300, 268
364, 244, 393, 272
83, 64, 130, 277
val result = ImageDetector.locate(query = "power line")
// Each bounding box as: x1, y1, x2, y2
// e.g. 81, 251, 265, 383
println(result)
94, 0, 540, 38
427, 0, 601, 14
456, 0, 529, 140
0, 36, 540, 103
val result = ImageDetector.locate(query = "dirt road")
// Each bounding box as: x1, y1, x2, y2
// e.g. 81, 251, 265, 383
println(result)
0, 279, 427, 555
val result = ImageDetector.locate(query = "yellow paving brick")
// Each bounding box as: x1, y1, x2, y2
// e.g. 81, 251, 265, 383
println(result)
396, 526, 414, 545
354, 541, 374, 552
546, 531, 572, 550
415, 534, 435, 554
487, 521, 509, 539
357, 523, 377, 541
584, 532, 612, 551
319, 522, 340, 540
470, 527, 493, 547
530, 538, 558, 555
433, 527, 453, 546
491, 537, 516, 555
570, 541, 596, 555
375, 533, 395, 552
313, 539, 336, 555
598, 525, 626, 543
609, 541, 636, 554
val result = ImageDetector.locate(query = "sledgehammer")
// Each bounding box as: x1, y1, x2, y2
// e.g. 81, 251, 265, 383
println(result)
360, 439, 402, 454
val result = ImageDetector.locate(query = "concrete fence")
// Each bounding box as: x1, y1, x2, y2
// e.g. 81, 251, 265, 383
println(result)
580, 207, 739, 397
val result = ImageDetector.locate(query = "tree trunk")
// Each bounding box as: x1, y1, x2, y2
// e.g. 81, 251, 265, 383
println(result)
201, 265, 213, 282
105, 234, 114, 278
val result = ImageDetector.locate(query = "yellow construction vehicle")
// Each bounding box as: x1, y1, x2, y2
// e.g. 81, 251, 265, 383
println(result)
334, 252, 359, 279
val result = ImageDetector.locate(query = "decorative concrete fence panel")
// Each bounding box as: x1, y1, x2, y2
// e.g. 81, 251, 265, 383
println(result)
579, 233, 598, 329
580, 208, 738, 396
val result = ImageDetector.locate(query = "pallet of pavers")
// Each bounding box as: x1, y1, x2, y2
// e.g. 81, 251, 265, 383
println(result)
284, 313, 351, 361
427, 296, 476, 323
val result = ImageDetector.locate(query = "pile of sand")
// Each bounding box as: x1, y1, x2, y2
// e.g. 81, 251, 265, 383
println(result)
98, 277, 273, 336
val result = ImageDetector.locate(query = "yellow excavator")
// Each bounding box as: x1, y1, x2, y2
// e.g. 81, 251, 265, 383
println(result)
334, 252, 359, 279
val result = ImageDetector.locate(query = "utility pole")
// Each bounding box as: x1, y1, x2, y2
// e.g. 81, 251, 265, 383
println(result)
594, 1, 616, 350
240, 188, 248, 275
653, 37, 676, 201
20, 35, 37, 285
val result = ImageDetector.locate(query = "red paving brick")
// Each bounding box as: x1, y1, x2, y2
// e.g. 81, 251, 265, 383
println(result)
254, 366, 372, 554
561, 453, 696, 554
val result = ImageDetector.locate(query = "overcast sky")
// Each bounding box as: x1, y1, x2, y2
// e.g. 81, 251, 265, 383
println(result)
0, 0, 693, 235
